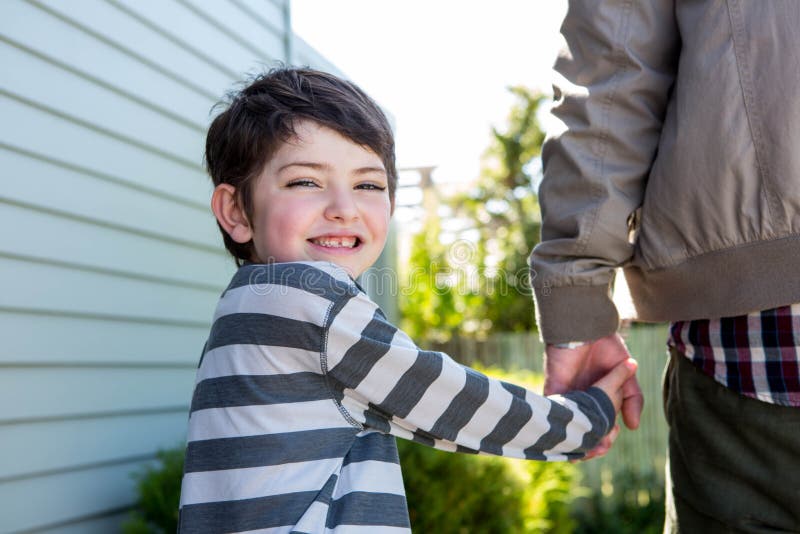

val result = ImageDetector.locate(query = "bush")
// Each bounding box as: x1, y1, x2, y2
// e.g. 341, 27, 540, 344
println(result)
123, 447, 185, 534
570, 468, 665, 534
398, 365, 580, 533
399, 440, 577, 533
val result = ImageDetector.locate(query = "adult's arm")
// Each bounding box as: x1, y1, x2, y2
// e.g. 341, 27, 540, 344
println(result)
531, 0, 680, 344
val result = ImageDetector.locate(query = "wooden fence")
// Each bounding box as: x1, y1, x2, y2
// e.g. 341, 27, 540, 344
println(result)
427, 324, 671, 500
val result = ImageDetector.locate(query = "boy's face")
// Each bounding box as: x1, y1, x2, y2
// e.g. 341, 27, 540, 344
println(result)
247, 120, 391, 278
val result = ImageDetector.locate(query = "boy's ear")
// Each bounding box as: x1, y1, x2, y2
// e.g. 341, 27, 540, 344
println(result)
211, 184, 253, 244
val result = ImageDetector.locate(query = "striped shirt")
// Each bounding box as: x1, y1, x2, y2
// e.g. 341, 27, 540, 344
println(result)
668, 303, 800, 407
178, 262, 615, 533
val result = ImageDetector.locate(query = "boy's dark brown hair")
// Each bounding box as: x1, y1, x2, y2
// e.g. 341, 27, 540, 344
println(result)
205, 66, 397, 265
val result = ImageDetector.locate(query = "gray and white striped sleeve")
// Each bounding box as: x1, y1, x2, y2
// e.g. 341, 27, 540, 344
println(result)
323, 291, 616, 461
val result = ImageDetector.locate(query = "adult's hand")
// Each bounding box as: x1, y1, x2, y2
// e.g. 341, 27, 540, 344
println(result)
544, 333, 644, 458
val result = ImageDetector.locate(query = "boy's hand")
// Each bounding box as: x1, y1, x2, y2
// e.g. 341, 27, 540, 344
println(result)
582, 357, 638, 460
593, 357, 638, 415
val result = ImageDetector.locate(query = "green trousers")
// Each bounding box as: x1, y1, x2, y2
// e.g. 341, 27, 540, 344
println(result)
663, 349, 800, 533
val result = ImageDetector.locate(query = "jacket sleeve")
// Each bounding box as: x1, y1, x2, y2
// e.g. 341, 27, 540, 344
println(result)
324, 291, 616, 461
530, 0, 680, 344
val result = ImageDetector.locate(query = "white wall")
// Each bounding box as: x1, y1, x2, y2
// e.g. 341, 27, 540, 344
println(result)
0, 1, 350, 531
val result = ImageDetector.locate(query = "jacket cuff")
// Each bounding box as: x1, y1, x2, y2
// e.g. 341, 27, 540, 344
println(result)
534, 284, 619, 344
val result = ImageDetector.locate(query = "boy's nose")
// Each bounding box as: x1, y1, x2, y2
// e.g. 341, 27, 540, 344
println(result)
323, 189, 359, 222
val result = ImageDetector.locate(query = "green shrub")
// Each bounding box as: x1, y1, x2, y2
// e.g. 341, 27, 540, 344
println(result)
123, 447, 185, 534
398, 365, 580, 533
399, 440, 578, 533
570, 468, 665, 534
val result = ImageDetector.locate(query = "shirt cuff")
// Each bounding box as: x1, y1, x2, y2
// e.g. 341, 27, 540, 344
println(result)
585, 386, 616, 436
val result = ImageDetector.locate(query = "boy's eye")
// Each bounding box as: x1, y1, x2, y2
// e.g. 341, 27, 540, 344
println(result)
286, 179, 319, 188
356, 183, 387, 191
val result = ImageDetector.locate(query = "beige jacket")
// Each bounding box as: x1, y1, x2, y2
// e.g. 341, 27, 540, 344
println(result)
531, 0, 800, 344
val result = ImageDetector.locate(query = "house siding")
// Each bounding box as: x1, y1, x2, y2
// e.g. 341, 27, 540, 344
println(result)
0, 1, 351, 531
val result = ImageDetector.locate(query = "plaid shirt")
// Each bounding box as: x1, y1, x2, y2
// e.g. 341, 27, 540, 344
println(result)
668, 304, 800, 407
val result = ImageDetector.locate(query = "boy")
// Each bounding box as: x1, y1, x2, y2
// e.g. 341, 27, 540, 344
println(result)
178, 66, 636, 533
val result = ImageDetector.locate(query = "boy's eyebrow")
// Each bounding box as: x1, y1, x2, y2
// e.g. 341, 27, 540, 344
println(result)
278, 161, 387, 175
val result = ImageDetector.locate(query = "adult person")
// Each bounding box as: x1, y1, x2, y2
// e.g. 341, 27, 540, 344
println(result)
530, 1, 800, 531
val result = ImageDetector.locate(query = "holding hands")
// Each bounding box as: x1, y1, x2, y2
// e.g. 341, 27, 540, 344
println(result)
545, 334, 644, 460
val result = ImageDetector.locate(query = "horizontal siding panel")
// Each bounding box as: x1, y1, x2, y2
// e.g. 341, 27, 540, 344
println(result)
0, 203, 233, 290
0, 310, 207, 365
184, 0, 284, 61
0, 367, 194, 422
1, 412, 188, 481
0, 40, 205, 168
40, 511, 130, 534
0, 0, 215, 125
0, 94, 210, 206
0, 1, 300, 532
234, 0, 286, 38
0, 257, 219, 324
37, 0, 235, 103
113, 0, 277, 79
0, 147, 221, 248
0, 459, 154, 533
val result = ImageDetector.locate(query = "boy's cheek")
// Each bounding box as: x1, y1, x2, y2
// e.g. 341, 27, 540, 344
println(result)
251, 223, 303, 264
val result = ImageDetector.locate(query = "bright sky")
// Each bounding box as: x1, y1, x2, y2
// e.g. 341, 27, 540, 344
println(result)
291, 1, 568, 197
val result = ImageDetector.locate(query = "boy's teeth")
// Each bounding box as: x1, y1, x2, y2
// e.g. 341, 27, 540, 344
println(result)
312, 236, 357, 248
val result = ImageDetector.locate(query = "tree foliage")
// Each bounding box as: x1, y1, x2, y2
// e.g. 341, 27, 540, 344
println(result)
400, 86, 546, 340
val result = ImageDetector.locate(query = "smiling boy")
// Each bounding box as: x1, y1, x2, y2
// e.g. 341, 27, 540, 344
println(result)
178, 67, 635, 533
211, 118, 390, 278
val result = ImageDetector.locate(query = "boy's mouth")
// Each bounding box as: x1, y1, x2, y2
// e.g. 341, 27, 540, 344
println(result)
308, 236, 361, 249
